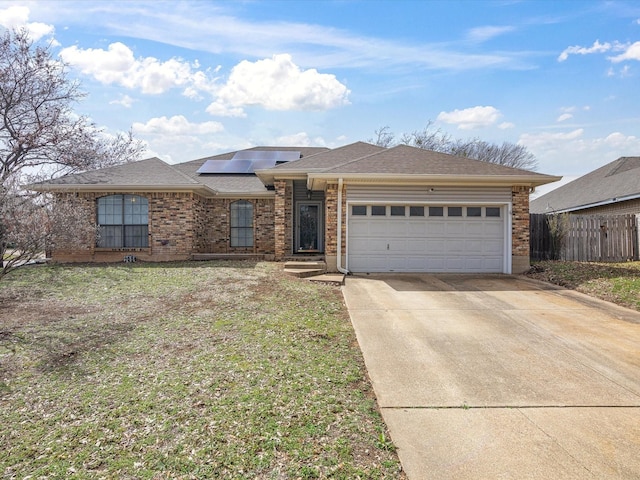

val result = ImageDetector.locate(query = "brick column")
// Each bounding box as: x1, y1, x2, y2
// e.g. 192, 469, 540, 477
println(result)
324, 182, 346, 272
512, 187, 530, 273
325, 183, 337, 256
274, 180, 292, 260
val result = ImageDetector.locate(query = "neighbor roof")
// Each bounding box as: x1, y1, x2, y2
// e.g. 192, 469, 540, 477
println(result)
530, 157, 640, 213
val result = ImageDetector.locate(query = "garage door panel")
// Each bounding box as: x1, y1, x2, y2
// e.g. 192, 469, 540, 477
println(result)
426, 239, 447, 253
484, 240, 503, 255
406, 238, 427, 252
447, 239, 465, 252
445, 223, 465, 235
369, 221, 390, 236
407, 222, 427, 235
348, 203, 506, 273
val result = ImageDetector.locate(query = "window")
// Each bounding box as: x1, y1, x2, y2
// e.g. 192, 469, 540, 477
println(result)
467, 207, 482, 217
97, 195, 148, 248
486, 207, 501, 217
371, 205, 386, 216
409, 206, 425, 217
429, 206, 443, 217
448, 206, 462, 217
230, 200, 253, 247
352, 205, 367, 216
390, 206, 405, 216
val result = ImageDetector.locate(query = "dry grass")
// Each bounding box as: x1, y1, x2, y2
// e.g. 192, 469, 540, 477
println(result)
0, 261, 404, 479
525, 260, 640, 312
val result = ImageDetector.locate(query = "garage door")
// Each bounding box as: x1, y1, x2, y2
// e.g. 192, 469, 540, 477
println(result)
347, 204, 505, 273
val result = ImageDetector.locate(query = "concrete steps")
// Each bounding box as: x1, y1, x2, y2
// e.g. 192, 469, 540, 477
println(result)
283, 260, 345, 285
283, 260, 326, 278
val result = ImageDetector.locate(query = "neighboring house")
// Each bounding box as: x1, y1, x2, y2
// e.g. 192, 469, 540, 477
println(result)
530, 156, 640, 215
30, 142, 559, 274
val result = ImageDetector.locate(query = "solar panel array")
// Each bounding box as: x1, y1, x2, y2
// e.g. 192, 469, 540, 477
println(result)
196, 150, 301, 174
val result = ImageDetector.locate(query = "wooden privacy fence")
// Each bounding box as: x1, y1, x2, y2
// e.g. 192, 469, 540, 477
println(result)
530, 213, 639, 262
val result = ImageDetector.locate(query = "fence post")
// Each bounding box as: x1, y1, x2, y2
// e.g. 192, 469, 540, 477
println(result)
636, 214, 640, 261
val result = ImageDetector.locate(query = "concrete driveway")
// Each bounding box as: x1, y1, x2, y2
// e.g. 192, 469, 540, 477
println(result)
342, 274, 640, 480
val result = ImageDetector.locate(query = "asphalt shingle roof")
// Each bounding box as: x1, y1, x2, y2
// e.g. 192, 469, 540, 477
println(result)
530, 157, 640, 213
270, 142, 385, 171
31, 143, 558, 195
38, 158, 199, 187
324, 144, 553, 177
172, 146, 329, 193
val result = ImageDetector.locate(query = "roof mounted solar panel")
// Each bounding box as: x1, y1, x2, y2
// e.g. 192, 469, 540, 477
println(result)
232, 150, 301, 163
197, 150, 301, 174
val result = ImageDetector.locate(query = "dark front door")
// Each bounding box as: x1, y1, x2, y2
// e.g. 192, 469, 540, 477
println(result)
296, 202, 323, 252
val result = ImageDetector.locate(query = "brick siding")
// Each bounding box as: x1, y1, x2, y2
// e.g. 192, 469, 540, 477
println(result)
52, 191, 276, 262
274, 180, 293, 259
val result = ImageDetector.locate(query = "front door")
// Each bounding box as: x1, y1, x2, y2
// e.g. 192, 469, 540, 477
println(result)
296, 202, 323, 252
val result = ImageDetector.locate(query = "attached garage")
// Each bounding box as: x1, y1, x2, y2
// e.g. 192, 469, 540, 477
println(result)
345, 186, 511, 274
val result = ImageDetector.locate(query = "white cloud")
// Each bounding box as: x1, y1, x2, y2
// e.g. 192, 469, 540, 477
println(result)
467, 26, 515, 43
557, 113, 573, 122
498, 122, 514, 129
600, 131, 640, 148
519, 129, 585, 150
0, 5, 55, 41
437, 106, 502, 130
59, 42, 217, 95
609, 41, 640, 62
109, 94, 135, 108
205, 101, 247, 118
519, 129, 640, 175
275, 132, 327, 147
558, 40, 611, 62
206, 54, 350, 117
132, 115, 224, 136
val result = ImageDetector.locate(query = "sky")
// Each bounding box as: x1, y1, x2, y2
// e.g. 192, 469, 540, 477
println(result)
2, 0, 640, 195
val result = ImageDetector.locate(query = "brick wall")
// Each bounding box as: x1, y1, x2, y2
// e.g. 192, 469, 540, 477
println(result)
53, 191, 198, 262
199, 198, 275, 254
324, 183, 338, 256
51, 191, 276, 263
274, 180, 293, 259
512, 187, 530, 272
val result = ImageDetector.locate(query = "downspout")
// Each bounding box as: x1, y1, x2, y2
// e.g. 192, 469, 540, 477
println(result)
336, 178, 349, 274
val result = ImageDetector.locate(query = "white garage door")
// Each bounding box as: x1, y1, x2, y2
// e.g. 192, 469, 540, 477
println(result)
347, 204, 506, 273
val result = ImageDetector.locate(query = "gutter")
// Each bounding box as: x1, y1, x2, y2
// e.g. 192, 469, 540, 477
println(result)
547, 192, 640, 214
336, 178, 349, 275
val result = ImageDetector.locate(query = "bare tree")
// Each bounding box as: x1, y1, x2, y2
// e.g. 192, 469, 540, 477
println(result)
0, 28, 144, 278
370, 121, 537, 171
369, 126, 395, 148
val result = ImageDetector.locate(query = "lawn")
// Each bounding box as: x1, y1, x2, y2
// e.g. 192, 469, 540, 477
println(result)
525, 260, 640, 312
0, 261, 404, 479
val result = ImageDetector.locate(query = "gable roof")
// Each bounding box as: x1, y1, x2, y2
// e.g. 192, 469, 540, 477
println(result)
308, 144, 560, 189
255, 142, 385, 185
28, 158, 218, 196
530, 157, 640, 213
29, 143, 560, 197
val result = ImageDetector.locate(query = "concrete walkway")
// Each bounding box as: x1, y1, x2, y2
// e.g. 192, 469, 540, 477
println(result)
342, 274, 640, 479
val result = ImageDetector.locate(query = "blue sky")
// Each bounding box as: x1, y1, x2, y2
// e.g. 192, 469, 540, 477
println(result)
4, 1, 640, 193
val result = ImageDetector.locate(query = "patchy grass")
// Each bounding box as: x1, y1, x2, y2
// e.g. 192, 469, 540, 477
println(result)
525, 261, 640, 312
0, 261, 404, 479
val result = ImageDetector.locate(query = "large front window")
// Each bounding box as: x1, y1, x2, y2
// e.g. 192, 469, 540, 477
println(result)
97, 195, 149, 248
230, 200, 253, 247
